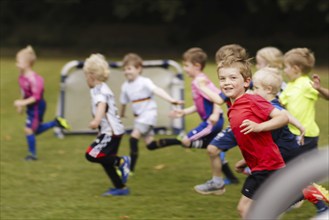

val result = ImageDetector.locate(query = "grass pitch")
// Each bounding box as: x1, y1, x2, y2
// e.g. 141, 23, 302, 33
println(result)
1, 56, 328, 219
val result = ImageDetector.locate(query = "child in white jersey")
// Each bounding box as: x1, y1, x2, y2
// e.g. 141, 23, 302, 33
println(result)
83, 54, 130, 196
120, 53, 183, 174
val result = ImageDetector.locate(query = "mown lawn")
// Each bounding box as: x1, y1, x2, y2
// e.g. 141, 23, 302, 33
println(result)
1, 56, 328, 219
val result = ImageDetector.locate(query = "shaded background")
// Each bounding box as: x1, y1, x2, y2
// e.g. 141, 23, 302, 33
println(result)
1, 0, 328, 63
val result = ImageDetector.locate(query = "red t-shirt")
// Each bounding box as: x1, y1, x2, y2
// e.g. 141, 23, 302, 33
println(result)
228, 94, 285, 172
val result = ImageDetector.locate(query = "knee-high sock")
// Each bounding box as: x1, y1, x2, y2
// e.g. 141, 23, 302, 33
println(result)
129, 137, 139, 172
158, 138, 182, 147
35, 121, 56, 135
26, 134, 36, 156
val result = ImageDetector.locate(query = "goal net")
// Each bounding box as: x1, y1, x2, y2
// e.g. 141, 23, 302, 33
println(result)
55, 60, 185, 137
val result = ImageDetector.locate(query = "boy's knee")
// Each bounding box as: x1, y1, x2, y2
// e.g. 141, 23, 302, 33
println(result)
207, 145, 220, 157
24, 127, 33, 135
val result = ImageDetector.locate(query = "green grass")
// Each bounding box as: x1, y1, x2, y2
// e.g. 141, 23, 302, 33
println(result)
1, 56, 328, 219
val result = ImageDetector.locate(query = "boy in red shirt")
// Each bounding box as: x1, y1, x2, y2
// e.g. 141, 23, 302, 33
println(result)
217, 48, 288, 218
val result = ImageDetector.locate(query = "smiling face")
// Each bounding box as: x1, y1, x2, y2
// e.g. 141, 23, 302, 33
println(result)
218, 67, 250, 102
123, 65, 141, 82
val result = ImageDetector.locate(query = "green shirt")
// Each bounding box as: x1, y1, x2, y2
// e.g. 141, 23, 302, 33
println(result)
279, 75, 319, 137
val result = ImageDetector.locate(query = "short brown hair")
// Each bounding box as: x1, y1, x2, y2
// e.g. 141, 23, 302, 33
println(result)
122, 53, 143, 68
215, 44, 248, 65
182, 47, 207, 70
284, 48, 315, 74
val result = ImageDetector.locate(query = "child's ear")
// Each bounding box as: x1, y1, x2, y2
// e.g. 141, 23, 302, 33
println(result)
292, 65, 301, 73
244, 77, 252, 88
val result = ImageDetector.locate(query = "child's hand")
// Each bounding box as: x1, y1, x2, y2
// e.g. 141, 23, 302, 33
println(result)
169, 109, 184, 118
240, 119, 261, 134
235, 159, 247, 173
89, 119, 99, 129
14, 99, 24, 107
311, 74, 321, 90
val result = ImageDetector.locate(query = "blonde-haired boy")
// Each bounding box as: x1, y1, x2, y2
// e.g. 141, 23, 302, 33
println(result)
14, 45, 70, 161
83, 53, 130, 196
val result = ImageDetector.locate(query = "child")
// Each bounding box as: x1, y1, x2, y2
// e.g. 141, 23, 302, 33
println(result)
311, 74, 329, 100
156, 47, 224, 151
255, 46, 283, 70
14, 45, 70, 161
279, 48, 320, 154
83, 54, 130, 196
119, 53, 183, 174
217, 47, 288, 219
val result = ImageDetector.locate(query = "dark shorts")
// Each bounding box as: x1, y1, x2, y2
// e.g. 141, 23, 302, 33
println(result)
86, 133, 122, 158
26, 100, 46, 131
209, 126, 237, 151
241, 170, 276, 199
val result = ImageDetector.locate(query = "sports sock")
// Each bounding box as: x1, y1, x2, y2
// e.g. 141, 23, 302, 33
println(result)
212, 176, 224, 186
158, 138, 182, 147
35, 121, 56, 135
190, 139, 203, 148
146, 141, 159, 150
222, 162, 239, 182
129, 137, 139, 172
26, 134, 36, 156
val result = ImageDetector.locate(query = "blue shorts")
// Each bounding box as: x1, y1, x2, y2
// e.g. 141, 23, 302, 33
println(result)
209, 126, 237, 151
26, 100, 46, 131
187, 114, 224, 143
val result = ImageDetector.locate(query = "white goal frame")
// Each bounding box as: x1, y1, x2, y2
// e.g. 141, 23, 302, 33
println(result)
55, 59, 185, 137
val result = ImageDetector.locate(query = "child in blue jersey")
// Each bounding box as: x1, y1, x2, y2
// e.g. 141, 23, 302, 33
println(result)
14, 45, 70, 161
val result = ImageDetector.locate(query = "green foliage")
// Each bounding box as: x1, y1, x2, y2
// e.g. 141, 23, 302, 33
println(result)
1, 57, 328, 219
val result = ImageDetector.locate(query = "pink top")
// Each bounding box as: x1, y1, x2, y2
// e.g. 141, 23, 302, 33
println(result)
191, 73, 221, 120
18, 72, 44, 102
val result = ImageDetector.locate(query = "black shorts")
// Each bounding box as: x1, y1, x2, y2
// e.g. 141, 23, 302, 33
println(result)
86, 133, 122, 158
241, 170, 276, 199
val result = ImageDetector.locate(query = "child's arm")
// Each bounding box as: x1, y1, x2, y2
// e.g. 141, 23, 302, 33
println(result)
89, 102, 106, 129
120, 104, 126, 118
197, 78, 225, 105
153, 86, 183, 105
169, 105, 196, 118
208, 103, 222, 125
240, 108, 288, 134
282, 109, 305, 145
235, 159, 247, 173
311, 74, 329, 100
14, 97, 36, 113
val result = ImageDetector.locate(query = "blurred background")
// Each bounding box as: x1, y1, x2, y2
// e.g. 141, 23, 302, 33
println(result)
1, 0, 328, 63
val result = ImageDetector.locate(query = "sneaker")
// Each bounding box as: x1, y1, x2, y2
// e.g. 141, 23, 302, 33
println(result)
119, 156, 130, 184
303, 183, 329, 204
102, 187, 130, 196
25, 155, 37, 161
224, 178, 240, 185
194, 180, 226, 195
55, 116, 71, 130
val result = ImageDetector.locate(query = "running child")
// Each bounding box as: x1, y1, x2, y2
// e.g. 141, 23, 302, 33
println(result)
14, 45, 70, 161
217, 47, 288, 219
83, 53, 130, 196
119, 53, 183, 174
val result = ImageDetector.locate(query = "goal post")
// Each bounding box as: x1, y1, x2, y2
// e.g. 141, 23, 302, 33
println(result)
55, 59, 185, 137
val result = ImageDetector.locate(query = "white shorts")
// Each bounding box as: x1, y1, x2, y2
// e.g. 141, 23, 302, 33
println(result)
134, 122, 154, 137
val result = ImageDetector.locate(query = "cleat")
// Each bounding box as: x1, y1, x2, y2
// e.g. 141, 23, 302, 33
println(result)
194, 180, 226, 195
25, 155, 37, 161
119, 156, 130, 184
55, 116, 71, 130
303, 183, 329, 204
102, 187, 130, 196
176, 131, 186, 142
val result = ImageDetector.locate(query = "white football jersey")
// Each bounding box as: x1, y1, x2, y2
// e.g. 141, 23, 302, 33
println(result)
90, 82, 125, 136
120, 76, 157, 125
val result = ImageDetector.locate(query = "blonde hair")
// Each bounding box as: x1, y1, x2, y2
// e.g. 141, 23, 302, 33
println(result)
16, 45, 37, 66
83, 54, 110, 82
215, 44, 248, 65
122, 53, 143, 68
256, 47, 283, 69
182, 47, 207, 70
284, 48, 315, 74
253, 67, 283, 95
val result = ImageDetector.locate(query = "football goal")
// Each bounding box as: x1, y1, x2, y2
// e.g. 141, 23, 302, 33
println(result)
55, 59, 185, 137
